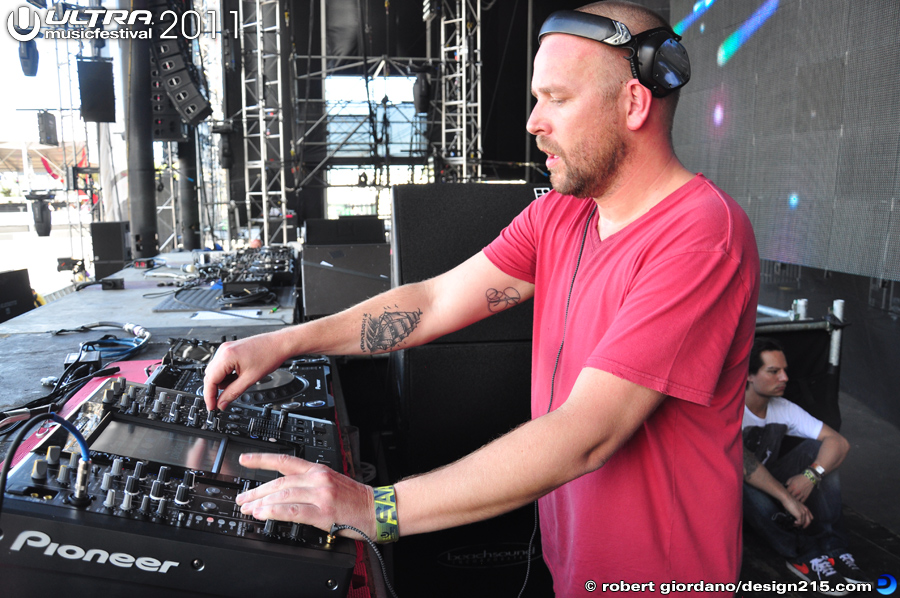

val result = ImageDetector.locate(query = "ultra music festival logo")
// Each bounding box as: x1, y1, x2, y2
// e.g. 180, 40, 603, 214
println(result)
6, 4, 231, 42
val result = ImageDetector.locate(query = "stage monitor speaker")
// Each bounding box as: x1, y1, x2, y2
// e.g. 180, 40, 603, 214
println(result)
304, 216, 386, 245
91, 221, 132, 264
37, 111, 58, 146
392, 183, 544, 343
0, 269, 35, 323
77, 60, 116, 123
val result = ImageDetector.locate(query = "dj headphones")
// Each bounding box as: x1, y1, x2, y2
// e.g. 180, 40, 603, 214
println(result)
539, 10, 691, 98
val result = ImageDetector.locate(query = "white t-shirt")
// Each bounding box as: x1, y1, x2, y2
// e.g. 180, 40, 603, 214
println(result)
742, 396, 824, 440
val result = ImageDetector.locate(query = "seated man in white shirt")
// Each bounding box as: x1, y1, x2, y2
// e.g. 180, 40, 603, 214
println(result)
742, 336, 869, 593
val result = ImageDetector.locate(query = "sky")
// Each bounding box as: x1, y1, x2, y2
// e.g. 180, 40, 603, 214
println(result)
0, 25, 90, 145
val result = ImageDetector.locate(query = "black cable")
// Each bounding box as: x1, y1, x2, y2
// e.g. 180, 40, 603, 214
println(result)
0, 412, 91, 525
329, 524, 399, 598
519, 204, 597, 598
216, 286, 277, 307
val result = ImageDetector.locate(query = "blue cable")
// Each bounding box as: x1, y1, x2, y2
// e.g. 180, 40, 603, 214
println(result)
48, 413, 91, 462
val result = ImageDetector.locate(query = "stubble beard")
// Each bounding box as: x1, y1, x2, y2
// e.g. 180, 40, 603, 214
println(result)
543, 128, 628, 200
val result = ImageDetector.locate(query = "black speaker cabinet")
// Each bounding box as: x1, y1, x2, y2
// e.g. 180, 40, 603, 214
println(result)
391, 184, 545, 343
301, 244, 391, 318
37, 111, 58, 146
0, 269, 35, 323
91, 221, 132, 276
77, 60, 116, 123
390, 340, 553, 596
392, 341, 532, 477
393, 505, 554, 598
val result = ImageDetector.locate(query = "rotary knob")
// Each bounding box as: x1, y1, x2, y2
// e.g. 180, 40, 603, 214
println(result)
175, 483, 189, 503
150, 480, 165, 500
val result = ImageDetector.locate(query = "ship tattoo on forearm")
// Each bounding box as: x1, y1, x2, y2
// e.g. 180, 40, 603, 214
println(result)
360, 307, 423, 352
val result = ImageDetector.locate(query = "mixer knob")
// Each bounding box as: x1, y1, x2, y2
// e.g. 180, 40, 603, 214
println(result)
175, 484, 190, 505
263, 519, 277, 536
182, 471, 195, 489
157, 466, 170, 484
111, 458, 124, 477
102, 389, 117, 408
46, 445, 61, 465
101, 472, 113, 491
103, 489, 117, 509
152, 398, 164, 414
156, 497, 168, 517
125, 475, 139, 495
120, 492, 134, 511
140, 495, 152, 516
150, 480, 165, 500
133, 461, 146, 480
31, 459, 48, 480
56, 464, 69, 485
188, 406, 199, 426
290, 522, 302, 541
174, 394, 185, 407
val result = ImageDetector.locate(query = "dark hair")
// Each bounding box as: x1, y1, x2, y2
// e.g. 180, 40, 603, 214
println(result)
748, 337, 785, 375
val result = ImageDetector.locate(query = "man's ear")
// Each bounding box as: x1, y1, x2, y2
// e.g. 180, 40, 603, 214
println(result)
623, 79, 653, 131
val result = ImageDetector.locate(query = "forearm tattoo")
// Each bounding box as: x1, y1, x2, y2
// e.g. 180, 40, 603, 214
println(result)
743, 447, 761, 479
485, 287, 521, 313
360, 306, 423, 352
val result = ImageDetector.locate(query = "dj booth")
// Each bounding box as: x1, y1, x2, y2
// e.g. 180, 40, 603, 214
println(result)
0, 246, 386, 598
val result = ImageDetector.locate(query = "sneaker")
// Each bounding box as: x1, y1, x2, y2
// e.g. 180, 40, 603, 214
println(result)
831, 551, 870, 583
786, 555, 849, 596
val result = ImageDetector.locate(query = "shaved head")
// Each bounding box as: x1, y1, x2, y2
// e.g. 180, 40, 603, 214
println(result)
576, 1, 681, 134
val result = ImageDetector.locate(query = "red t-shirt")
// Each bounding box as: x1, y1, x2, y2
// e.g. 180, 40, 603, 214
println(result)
484, 175, 759, 596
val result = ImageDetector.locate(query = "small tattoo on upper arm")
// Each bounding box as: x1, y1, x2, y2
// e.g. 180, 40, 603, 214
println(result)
485, 287, 521, 313
360, 306, 423, 352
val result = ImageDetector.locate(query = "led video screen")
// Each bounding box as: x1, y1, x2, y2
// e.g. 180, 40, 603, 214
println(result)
670, 0, 900, 281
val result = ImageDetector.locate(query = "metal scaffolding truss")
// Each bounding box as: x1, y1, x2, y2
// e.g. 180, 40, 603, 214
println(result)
291, 55, 433, 192
440, 0, 482, 182
239, 0, 289, 245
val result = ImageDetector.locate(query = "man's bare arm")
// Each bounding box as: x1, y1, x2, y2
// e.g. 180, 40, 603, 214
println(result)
744, 447, 812, 528
235, 367, 667, 539
203, 252, 534, 409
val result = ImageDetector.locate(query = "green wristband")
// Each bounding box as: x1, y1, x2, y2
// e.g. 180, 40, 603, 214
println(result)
373, 486, 399, 543
802, 468, 819, 485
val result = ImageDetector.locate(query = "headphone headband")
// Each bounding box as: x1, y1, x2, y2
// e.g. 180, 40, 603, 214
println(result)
538, 10, 690, 98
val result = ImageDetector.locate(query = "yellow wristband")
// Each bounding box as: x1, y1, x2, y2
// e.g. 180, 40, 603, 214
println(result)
373, 486, 399, 543
802, 468, 819, 485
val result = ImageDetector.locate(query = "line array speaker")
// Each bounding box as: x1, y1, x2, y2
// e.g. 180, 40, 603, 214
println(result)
148, 1, 213, 127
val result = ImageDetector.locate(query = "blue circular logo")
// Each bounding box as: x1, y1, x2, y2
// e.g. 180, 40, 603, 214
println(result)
878, 574, 898, 596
